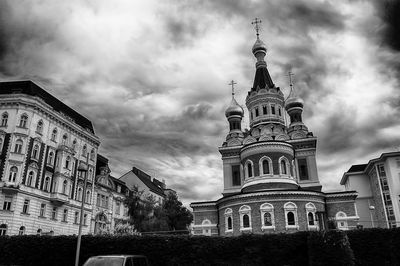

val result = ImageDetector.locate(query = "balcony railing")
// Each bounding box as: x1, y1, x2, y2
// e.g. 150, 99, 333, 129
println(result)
50, 192, 69, 205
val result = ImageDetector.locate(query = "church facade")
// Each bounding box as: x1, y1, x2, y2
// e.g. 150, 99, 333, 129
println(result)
190, 27, 359, 236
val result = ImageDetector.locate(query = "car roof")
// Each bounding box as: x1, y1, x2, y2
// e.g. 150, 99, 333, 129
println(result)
90, 255, 146, 258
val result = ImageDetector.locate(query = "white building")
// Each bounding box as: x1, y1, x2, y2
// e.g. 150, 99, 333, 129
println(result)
341, 151, 400, 229
0, 80, 100, 236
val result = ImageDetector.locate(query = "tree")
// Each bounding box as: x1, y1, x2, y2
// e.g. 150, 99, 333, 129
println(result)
124, 186, 159, 232
160, 192, 193, 231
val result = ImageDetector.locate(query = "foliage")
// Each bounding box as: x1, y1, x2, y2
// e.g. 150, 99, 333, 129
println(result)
346, 228, 400, 266
124, 187, 192, 233
158, 192, 193, 231
124, 185, 161, 232
308, 230, 355, 266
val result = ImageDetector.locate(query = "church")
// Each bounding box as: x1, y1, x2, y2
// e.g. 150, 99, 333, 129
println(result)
190, 20, 359, 236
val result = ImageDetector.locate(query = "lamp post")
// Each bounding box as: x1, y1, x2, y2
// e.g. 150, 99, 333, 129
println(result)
369, 205, 375, 228
75, 153, 89, 266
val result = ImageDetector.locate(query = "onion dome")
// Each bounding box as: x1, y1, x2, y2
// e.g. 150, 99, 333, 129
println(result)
252, 37, 267, 55
225, 97, 244, 118
285, 95, 304, 110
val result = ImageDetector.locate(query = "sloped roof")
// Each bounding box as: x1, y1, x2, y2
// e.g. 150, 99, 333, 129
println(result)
131, 167, 165, 197
252, 67, 274, 91
0, 80, 95, 133
347, 164, 367, 173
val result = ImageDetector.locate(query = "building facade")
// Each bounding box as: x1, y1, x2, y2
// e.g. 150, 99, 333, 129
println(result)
190, 28, 359, 236
0, 81, 175, 236
341, 152, 400, 229
0, 80, 100, 236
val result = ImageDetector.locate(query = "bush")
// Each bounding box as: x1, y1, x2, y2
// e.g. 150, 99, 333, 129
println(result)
346, 228, 400, 266
308, 230, 354, 266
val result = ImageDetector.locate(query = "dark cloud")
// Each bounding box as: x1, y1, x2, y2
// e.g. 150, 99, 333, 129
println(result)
376, 0, 400, 51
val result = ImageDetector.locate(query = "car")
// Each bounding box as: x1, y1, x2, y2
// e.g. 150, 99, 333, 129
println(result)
82, 255, 149, 266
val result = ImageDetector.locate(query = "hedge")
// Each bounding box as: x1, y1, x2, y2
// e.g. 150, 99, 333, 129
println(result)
346, 228, 400, 266
0, 229, 385, 266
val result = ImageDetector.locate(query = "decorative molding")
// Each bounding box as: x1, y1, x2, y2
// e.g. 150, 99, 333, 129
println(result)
241, 142, 294, 158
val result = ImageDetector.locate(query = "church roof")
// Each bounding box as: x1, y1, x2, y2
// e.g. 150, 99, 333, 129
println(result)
0, 80, 95, 134
252, 66, 274, 91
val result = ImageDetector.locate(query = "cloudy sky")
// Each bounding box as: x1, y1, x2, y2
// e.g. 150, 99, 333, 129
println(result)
0, 0, 400, 206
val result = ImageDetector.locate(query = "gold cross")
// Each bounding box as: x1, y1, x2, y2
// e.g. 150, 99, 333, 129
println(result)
251, 18, 262, 37
228, 80, 237, 96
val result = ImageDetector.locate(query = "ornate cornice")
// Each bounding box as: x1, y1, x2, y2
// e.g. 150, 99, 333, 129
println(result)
241, 141, 293, 158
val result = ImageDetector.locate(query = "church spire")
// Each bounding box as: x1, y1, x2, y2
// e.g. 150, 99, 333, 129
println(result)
250, 18, 274, 91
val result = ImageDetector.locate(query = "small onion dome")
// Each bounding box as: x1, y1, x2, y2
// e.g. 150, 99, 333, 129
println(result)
252, 38, 267, 55
285, 96, 304, 110
225, 97, 244, 118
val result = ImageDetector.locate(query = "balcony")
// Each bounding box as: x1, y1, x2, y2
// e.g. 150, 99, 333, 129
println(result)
0, 182, 20, 194
50, 192, 69, 205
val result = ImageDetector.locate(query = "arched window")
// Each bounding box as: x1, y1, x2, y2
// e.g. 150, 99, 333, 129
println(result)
1, 112, 8, 127
19, 114, 28, 128
9, 166, 18, 182
245, 160, 254, 178
281, 160, 287, 175
62, 134, 68, 145
86, 190, 91, 204
74, 212, 79, 224
14, 139, 23, 154
27, 171, 34, 186
47, 151, 54, 165
260, 203, 275, 229
306, 203, 318, 229
36, 120, 43, 133
62, 180, 68, 194
239, 205, 252, 231
51, 128, 57, 141
32, 144, 39, 159
44, 177, 50, 192
0, 224, 7, 236
18, 226, 25, 235
284, 202, 298, 229
278, 106, 282, 116
336, 211, 348, 230
90, 149, 95, 160
243, 214, 250, 227
201, 219, 212, 236
259, 156, 272, 175
65, 156, 71, 169
82, 145, 87, 157
287, 212, 295, 225
77, 187, 83, 201
224, 208, 233, 232
279, 156, 290, 175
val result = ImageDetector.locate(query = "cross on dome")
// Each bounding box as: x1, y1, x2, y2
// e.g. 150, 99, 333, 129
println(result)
251, 18, 262, 38
228, 80, 237, 96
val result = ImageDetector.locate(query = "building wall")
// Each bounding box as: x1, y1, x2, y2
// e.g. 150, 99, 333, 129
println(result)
0, 91, 101, 236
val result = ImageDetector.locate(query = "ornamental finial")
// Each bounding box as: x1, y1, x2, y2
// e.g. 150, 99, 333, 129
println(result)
228, 80, 237, 97
251, 18, 262, 38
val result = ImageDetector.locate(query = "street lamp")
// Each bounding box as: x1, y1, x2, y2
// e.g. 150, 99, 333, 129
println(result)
75, 153, 89, 266
369, 205, 375, 228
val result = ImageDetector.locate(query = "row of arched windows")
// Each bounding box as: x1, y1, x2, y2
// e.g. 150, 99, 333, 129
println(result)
244, 156, 291, 178
223, 202, 318, 233
250, 104, 283, 120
